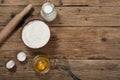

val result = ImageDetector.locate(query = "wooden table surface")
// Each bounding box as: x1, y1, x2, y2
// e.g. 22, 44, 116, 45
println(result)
0, 0, 120, 80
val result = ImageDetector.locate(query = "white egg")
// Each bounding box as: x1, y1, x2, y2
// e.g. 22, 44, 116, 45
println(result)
17, 52, 26, 62
6, 60, 15, 69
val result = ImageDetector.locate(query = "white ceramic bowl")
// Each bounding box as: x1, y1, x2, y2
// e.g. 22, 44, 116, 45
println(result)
22, 20, 50, 49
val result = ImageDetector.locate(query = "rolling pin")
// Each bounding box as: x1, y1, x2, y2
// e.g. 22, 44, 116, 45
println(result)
0, 4, 33, 44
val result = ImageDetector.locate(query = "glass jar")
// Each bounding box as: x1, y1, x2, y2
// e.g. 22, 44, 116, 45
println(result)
41, 2, 57, 22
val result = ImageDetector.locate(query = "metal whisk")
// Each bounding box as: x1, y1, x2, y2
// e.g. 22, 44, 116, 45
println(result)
52, 56, 81, 80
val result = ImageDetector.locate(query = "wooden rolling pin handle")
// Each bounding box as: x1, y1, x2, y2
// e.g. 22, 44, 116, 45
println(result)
0, 4, 32, 44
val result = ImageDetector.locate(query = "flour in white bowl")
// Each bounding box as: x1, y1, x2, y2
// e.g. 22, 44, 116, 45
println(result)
22, 20, 50, 49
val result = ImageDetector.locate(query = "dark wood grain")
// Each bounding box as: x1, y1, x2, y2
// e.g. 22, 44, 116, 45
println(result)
62, 0, 120, 7
1, 6, 120, 26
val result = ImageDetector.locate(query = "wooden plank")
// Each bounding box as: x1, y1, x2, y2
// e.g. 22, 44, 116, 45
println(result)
62, 0, 99, 6
1, 0, 60, 5
1, 0, 120, 7
0, 27, 120, 59
1, 6, 120, 26
99, 0, 120, 7
0, 60, 120, 80
62, 0, 120, 7
51, 7, 120, 26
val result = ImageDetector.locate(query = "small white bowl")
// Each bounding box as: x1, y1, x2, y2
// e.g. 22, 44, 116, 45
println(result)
17, 52, 27, 62
6, 60, 15, 69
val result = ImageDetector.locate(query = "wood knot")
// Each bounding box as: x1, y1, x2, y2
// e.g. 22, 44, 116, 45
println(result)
50, 35, 59, 41
78, 9, 81, 12
85, 17, 88, 21
24, 67, 27, 69
59, 8, 62, 11
99, 6, 102, 9
0, 0, 4, 4
0, 65, 3, 67
10, 13, 16, 18
101, 37, 107, 42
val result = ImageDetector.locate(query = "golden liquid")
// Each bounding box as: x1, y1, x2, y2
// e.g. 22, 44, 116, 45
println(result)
33, 55, 50, 73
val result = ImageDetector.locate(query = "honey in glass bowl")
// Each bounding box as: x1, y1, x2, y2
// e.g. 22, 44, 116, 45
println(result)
33, 55, 50, 73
